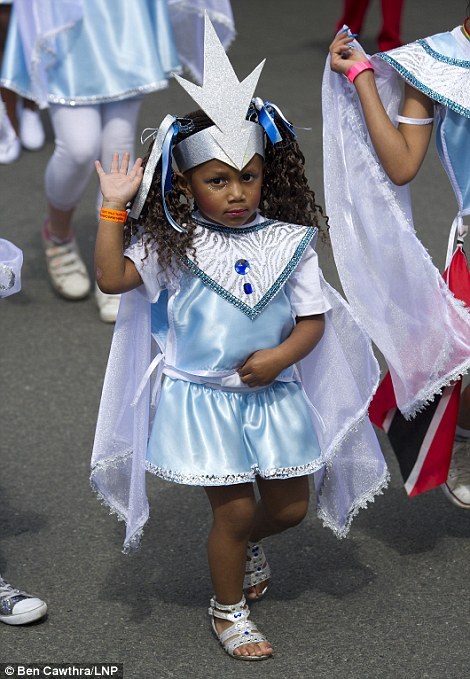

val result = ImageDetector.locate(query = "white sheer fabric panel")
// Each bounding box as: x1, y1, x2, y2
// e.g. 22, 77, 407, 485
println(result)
322, 55, 470, 418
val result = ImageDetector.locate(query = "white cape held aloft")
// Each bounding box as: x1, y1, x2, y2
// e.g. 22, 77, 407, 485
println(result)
322, 54, 470, 419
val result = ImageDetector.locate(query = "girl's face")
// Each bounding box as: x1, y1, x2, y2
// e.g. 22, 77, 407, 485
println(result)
179, 154, 264, 227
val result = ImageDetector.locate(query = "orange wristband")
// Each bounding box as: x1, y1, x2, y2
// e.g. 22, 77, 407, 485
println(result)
100, 207, 127, 223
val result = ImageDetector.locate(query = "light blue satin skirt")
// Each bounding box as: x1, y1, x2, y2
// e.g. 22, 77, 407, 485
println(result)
1, 0, 180, 105
146, 377, 323, 485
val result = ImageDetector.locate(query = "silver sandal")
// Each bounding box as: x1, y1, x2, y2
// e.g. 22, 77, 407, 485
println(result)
244, 541, 271, 600
208, 595, 272, 660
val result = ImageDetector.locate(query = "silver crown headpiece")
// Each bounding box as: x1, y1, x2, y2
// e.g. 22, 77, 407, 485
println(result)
129, 13, 296, 231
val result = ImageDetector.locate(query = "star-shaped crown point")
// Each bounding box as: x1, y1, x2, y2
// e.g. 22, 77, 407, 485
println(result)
173, 13, 265, 168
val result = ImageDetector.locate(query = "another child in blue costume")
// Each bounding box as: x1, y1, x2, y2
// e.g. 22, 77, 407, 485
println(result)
92, 16, 388, 661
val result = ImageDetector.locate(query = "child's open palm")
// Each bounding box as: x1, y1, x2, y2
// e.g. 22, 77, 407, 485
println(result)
95, 152, 143, 206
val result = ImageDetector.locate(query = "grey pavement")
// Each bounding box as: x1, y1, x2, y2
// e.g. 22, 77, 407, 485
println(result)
0, 1, 468, 678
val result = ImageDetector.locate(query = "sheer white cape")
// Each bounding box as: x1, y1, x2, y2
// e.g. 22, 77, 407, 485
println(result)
322, 55, 470, 418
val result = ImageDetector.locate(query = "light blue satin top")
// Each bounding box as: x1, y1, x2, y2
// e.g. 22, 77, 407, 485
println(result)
1, 0, 180, 104
430, 29, 470, 211
152, 272, 296, 381
436, 108, 470, 212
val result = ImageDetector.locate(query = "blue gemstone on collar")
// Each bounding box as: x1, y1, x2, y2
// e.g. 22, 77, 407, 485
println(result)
235, 259, 250, 275
243, 282, 253, 295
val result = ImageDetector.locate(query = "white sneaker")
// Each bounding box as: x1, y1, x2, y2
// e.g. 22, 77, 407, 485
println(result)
441, 437, 470, 509
0, 114, 21, 164
95, 283, 121, 323
20, 107, 45, 151
0, 576, 47, 625
43, 231, 91, 300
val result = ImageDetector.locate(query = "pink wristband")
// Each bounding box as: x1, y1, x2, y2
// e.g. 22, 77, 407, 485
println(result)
347, 61, 374, 83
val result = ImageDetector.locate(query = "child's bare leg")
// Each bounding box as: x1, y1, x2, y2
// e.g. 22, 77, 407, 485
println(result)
246, 476, 310, 598
204, 483, 273, 658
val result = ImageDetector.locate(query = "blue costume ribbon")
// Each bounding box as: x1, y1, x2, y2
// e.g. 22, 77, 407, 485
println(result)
160, 120, 187, 233
256, 104, 283, 144
253, 97, 297, 144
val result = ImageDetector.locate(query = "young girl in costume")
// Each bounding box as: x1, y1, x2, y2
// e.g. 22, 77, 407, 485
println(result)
325, 12, 470, 502
92, 15, 388, 661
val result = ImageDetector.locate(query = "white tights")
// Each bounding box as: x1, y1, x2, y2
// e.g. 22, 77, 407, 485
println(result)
45, 99, 142, 212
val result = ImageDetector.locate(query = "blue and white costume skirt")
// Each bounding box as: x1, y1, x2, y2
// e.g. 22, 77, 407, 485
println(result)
1, 0, 180, 106
146, 377, 323, 485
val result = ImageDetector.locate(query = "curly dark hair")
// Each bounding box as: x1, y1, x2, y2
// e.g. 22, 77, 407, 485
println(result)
125, 107, 328, 274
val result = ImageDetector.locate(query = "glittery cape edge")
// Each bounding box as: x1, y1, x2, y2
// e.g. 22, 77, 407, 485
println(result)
317, 466, 390, 539
375, 50, 470, 118
90, 450, 146, 555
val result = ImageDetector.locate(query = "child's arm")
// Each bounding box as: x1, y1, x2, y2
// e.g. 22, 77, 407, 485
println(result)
237, 314, 325, 388
95, 152, 144, 294
329, 32, 434, 185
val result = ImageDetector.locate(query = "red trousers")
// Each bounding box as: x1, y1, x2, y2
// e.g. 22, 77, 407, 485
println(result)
336, 0, 405, 51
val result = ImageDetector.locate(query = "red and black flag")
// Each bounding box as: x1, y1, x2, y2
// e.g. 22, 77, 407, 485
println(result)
369, 244, 470, 496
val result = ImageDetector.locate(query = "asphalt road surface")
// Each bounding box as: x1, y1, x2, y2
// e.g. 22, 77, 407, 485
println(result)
1, 1, 468, 678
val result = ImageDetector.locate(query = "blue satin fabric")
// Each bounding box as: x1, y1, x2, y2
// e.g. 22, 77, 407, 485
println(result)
430, 29, 470, 211
146, 378, 321, 484
161, 272, 296, 380
428, 29, 469, 60
1, 0, 179, 104
436, 110, 470, 211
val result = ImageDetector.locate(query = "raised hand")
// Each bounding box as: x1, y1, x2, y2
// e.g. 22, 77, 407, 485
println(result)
95, 152, 143, 206
329, 28, 365, 76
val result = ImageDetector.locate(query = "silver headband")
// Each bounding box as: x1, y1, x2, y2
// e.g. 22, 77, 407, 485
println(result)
172, 121, 265, 172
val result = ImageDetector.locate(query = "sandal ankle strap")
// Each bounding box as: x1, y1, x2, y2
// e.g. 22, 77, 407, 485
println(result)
208, 595, 250, 623
244, 541, 271, 590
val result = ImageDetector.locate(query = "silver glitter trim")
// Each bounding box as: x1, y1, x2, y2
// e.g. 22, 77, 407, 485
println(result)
317, 469, 390, 539
400, 357, 470, 419
90, 452, 145, 555
0, 78, 173, 107
145, 456, 325, 486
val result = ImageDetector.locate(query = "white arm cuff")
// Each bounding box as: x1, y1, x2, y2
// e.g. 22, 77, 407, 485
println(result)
396, 115, 434, 125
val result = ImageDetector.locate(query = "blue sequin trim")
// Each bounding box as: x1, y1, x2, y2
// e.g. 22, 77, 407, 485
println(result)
417, 39, 470, 68
376, 52, 470, 118
181, 225, 317, 320
191, 215, 276, 234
